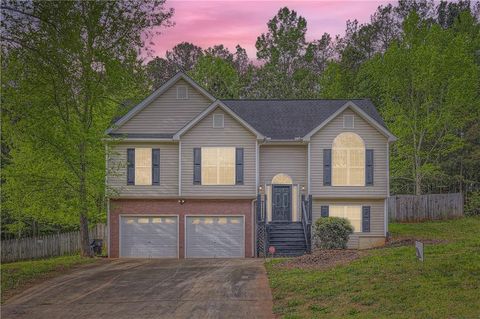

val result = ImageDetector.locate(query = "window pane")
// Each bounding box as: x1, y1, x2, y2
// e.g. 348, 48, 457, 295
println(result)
329, 205, 362, 232
345, 206, 362, 232
329, 206, 345, 218
201, 147, 235, 185
332, 133, 365, 186
135, 148, 152, 185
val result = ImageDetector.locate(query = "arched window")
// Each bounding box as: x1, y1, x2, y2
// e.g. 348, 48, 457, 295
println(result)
272, 173, 293, 184
332, 132, 365, 186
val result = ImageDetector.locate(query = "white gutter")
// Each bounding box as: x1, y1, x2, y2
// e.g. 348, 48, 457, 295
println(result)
178, 141, 182, 196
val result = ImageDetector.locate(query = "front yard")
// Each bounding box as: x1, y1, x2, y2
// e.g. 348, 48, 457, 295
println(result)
266, 217, 480, 318
1, 255, 99, 303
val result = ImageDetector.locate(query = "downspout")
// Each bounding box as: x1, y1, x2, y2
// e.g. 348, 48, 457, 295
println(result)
179, 141, 182, 196
105, 143, 110, 257
385, 142, 390, 237
251, 199, 256, 258
307, 142, 311, 194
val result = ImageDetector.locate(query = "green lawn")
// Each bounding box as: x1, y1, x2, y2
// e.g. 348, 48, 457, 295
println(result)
1, 255, 98, 302
266, 217, 480, 319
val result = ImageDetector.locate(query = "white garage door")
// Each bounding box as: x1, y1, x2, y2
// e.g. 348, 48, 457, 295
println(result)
120, 216, 178, 258
186, 216, 244, 258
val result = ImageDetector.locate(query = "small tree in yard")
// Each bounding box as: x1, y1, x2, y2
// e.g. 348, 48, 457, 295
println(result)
1, 1, 173, 255
313, 217, 354, 249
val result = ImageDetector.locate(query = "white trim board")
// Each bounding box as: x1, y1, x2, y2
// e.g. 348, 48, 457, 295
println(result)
106, 72, 216, 134
303, 101, 397, 142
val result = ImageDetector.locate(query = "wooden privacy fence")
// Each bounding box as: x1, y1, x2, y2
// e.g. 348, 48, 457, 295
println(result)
388, 193, 464, 222
1, 224, 107, 263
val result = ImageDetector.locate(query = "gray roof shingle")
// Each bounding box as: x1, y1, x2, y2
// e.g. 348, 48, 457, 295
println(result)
221, 99, 385, 140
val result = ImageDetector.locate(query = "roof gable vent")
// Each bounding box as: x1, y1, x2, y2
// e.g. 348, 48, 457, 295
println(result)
176, 86, 188, 99
213, 114, 224, 128
343, 115, 354, 129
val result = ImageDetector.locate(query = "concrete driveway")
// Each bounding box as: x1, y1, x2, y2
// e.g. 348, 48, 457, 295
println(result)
2, 259, 273, 319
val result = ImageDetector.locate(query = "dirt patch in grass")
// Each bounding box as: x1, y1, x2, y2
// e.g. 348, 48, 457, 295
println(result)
276, 249, 366, 270
385, 237, 449, 248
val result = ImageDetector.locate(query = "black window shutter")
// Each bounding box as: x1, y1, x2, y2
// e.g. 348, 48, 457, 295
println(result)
152, 149, 160, 185
235, 148, 244, 185
362, 206, 371, 232
321, 205, 329, 217
323, 149, 332, 186
366, 149, 374, 186
193, 148, 201, 184
127, 148, 135, 185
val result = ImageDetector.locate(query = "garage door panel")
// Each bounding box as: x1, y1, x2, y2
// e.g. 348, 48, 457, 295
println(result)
186, 216, 244, 258
120, 216, 178, 258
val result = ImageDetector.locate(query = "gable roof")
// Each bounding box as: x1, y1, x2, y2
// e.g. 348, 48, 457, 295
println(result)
173, 100, 264, 140
106, 72, 216, 134
222, 99, 395, 141
106, 72, 395, 142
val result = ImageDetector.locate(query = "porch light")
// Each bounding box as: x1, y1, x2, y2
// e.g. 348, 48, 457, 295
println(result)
258, 186, 264, 194
178, 199, 186, 205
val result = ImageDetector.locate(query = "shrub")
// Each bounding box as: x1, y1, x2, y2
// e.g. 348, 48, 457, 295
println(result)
313, 217, 354, 249
465, 191, 480, 216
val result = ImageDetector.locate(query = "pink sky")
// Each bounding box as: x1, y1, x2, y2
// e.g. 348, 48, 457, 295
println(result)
150, 0, 391, 60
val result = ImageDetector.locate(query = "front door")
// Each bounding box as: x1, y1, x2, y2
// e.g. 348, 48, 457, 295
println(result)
272, 185, 292, 222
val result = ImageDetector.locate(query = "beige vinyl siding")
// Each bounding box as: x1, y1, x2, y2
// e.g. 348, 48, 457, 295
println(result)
107, 142, 178, 197
259, 145, 308, 189
310, 109, 388, 198
181, 108, 257, 197
115, 79, 212, 134
312, 198, 385, 249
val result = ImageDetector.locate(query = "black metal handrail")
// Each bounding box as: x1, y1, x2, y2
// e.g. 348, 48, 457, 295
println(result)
301, 201, 310, 253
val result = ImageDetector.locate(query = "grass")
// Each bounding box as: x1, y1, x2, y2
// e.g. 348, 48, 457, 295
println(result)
1, 255, 98, 303
266, 217, 480, 319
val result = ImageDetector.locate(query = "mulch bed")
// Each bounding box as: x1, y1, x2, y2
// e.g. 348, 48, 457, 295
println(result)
275, 237, 449, 270
276, 249, 366, 270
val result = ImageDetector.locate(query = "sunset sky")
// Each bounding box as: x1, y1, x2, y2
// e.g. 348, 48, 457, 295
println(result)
150, 0, 391, 60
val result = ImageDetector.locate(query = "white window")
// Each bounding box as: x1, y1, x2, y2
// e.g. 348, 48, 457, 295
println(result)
176, 85, 188, 99
330, 205, 362, 232
332, 132, 365, 186
201, 147, 235, 185
213, 114, 224, 128
343, 115, 354, 128
135, 148, 152, 185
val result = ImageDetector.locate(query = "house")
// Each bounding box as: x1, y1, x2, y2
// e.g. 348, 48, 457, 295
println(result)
105, 72, 396, 258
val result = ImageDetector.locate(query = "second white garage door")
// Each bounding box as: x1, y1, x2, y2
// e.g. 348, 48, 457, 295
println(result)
185, 216, 244, 258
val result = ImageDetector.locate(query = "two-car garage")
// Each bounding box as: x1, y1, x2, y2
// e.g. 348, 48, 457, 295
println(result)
119, 215, 245, 258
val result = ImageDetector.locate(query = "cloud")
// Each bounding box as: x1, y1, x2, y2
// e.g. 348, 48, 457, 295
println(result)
148, 0, 390, 61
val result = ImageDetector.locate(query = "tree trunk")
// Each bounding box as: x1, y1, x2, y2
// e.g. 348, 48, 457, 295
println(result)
79, 141, 92, 257
414, 153, 422, 196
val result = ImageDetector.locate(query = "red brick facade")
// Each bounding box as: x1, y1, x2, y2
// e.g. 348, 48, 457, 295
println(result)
109, 198, 255, 258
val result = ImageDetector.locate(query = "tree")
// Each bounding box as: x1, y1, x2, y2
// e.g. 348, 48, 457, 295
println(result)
146, 57, 177, 89
356, 12, 479, 195
166, 41, 203, 72
233, 45, 251, 75
189, 55, 240, 98
1, 1, 173, 254
205, 44, 234, 62
256, 7, 307, 75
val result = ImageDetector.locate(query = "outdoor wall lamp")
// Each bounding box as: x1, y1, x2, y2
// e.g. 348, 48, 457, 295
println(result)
258, 186, 264, 194
178, 199, 186, 205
